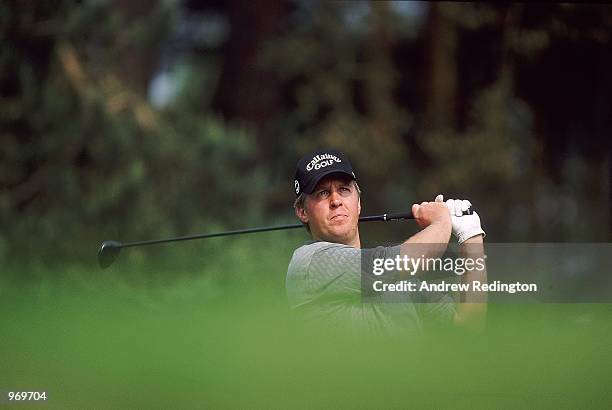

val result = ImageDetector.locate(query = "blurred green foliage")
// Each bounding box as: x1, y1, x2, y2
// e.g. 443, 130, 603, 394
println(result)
0, 1, 269, 263
1, 2, 611, 266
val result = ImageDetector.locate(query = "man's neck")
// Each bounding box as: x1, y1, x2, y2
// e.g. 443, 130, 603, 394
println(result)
348, 232, 361, 248
312, 231, 361, 248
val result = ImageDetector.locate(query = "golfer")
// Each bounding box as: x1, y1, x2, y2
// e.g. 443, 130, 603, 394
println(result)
286, 149, 486, 334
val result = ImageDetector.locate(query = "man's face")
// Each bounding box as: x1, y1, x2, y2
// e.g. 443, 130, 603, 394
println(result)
296, 174, 361, 247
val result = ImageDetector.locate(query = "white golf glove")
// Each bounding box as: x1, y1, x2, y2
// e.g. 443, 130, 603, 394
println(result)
435, 194, 485, 244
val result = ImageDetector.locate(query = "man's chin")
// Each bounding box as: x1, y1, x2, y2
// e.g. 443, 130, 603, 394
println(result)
322, 228, 353, 244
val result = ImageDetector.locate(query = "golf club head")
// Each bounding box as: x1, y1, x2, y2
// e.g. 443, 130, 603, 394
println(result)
98, 240, 122, 269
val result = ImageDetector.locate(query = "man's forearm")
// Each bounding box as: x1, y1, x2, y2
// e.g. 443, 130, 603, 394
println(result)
401, 220, 452, 259
393, 221, 452, 280
395, 201, 451, 278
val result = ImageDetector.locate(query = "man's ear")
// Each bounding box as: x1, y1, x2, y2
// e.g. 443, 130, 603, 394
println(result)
358, 196, 361, 215
295, 206, 309, 224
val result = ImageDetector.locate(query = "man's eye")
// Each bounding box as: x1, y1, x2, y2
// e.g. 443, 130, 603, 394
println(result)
339, 186, 351, 194
318, 190, 330, 198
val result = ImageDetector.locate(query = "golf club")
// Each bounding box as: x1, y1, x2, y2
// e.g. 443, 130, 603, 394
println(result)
98, 208, 474, 268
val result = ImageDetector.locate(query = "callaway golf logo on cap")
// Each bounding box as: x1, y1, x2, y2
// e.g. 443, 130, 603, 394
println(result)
305, 153, 342, 171
294, 149, 356, 197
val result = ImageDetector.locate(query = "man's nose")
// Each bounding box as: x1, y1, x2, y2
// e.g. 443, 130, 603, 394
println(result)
329, 190, 342, 207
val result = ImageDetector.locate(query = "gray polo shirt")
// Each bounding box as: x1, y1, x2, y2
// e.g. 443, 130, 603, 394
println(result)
286, 241, 455, 335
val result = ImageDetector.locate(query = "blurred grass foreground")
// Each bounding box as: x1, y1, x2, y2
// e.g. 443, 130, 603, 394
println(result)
1, 233, 611, 409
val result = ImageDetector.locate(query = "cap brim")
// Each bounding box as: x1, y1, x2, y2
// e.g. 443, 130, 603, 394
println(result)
302, 169, 356, 195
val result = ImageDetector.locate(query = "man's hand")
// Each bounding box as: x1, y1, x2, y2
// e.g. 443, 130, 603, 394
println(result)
411, 201, 452, 230
435, 194, 485, 244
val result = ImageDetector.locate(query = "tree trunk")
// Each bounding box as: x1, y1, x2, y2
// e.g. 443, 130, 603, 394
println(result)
211, 0, 285, 133
423, 3, 457, 133
112, 0, 159, 95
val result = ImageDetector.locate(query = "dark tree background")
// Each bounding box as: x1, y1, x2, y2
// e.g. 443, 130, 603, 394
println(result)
1, 1, 611, 264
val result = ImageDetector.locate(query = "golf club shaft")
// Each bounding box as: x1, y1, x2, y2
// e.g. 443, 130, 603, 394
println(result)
118, 211, 416, 249
98, 207, 475, 268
